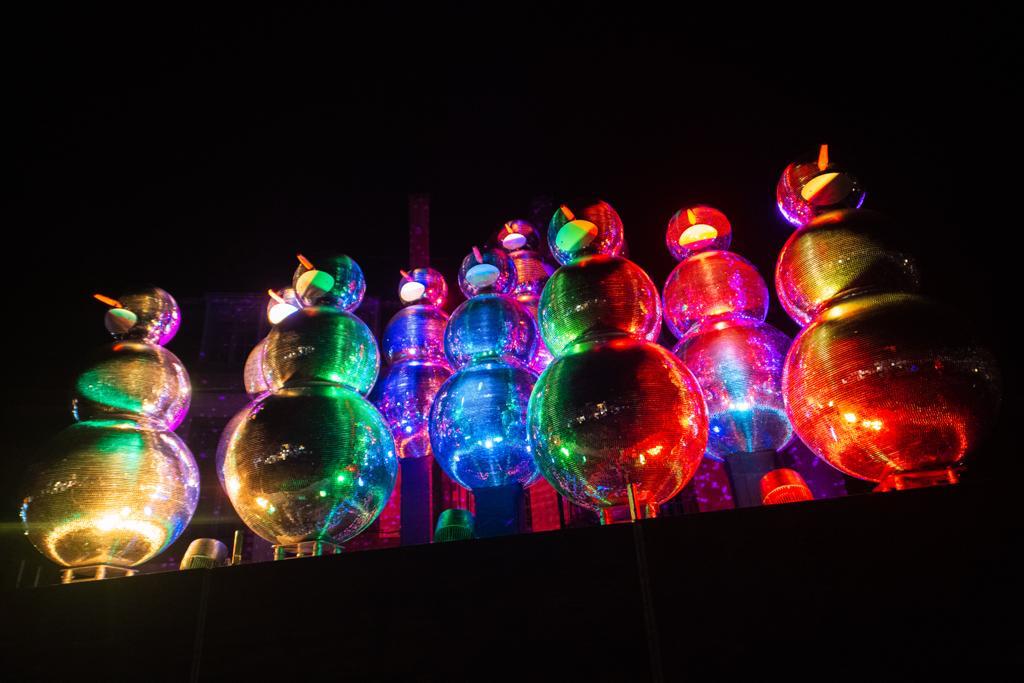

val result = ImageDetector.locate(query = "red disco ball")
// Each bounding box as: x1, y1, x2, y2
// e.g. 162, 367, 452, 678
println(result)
783, 292, 1000, 482
663, 250, 768, 339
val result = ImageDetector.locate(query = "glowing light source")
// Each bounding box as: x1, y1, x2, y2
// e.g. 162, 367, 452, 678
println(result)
93, 293, 123, 308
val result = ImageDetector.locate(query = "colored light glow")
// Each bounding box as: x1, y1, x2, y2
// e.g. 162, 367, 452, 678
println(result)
800, 171, 851, 203
472, 246, 484, 263
104, 308, 138, 334
678, 224, 718, 247
93, 293, 123, 308
399, 281, 426, 303
502, 232, 528, 249
465, 263, 500, 288
268, 302, 299, 325
296, 269, 335, 301
817, 143, 829, 171
296, 253, 314, 269
555, 219, 599, 252
45, 516, 167, 566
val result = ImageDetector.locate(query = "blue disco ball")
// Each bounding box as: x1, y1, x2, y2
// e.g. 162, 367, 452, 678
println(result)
376, 361, 452, 459
429, 362, 539, 490
381, 305, 449, 366
444, 294, 538, 369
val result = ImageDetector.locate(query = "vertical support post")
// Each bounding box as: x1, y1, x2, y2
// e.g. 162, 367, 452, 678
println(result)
400, 456, 434, 545
473, 484, 524, 538
724, 449, 778, 507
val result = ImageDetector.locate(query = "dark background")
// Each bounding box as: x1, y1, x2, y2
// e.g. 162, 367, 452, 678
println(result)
6, 7, 1019, 560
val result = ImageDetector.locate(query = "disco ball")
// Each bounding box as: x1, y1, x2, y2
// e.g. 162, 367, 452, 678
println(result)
495, 219, 543, 253
508, 248, 555, 303
376, 361, 452, 459
444, 294, 538, 368
528, 337, 708, 512
547, 199, 624, 266
219, 385, 397, 545
114, 286, 181, 345
429, 362, 539, 490
71, 341, 191, 430
776, 145, 866, 227
381, 305, 449, 365
243, 338, 271, 399
264, 306, 379, 395
458, 247, 516, 297
538, 255, 661, 357
673, 316, 793, 459
783, 292, 1001, 482
663, 250, 769, 339
665, 205, 732, 261
21, 420, 200, 568
398, 267, 448, 308
292, 253, 366, 311
775, 209, 921, 326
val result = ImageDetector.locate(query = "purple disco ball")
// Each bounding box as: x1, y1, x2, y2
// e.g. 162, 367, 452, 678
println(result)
376, 361, 452, 459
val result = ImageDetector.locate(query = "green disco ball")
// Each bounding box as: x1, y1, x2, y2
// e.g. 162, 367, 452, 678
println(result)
264, 306, 379, 395
219, 385, 397, 546
528, 337, 707, 513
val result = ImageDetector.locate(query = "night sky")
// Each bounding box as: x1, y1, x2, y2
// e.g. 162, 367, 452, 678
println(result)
7, 8, 1018, 552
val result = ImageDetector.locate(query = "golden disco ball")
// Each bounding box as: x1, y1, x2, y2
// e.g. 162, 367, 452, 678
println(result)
21, 420, 200, 568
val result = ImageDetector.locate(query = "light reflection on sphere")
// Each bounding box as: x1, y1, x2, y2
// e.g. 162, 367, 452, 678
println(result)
292, 253, 366, 311
522, 301, 554, 374
376, 361, 452, 459
266, 287, 301, 325
264, 306, 379, 395
458, 247, 516, 297
21, 420, 200, 568
382, 306, 449, 366
115, 286, 181, 346
398, 267, 448, 308
243, 338, 271, 399
663, 250, 768, 339
71, 341, 191, 430
219, 385, 397, 545
528, 338, 707, 512
444, 294, 538, 368
775, 209, 921, 326
547, 199, 624, 266
538, 255, 661, 357
495, 219, 543, 253
783, 293, 1001, 482
429, 362, 539, 490
674, 316, 792, 459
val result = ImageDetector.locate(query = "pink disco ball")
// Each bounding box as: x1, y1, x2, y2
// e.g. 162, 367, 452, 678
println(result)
663, 250, 768, 339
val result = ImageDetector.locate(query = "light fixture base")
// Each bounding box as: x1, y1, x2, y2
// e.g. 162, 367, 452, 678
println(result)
272, 540, 343, 560
61, 565, 136, 584
875, 466, 961, 493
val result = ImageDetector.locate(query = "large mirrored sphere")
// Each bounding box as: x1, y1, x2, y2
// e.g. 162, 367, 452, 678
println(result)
429, 362, 539, 490
115, 286, 181, 346
663, 250, 768, 339
376, 361, 452, 459
382, 305, 449, 366
674, 316, 793, 459
458, 247, 516, 298
264, 306, 379, 395
444, 294, 538, 368
528, 338, 707, 512
522, 302, 554, 374
219, 385, 397, 545
539, 255, 661, 357
665, 205, 732, 262
776, 209, 921, 326
21, 420, 199, 568
784, 293, 1001, 482
547, 199, 625, 266
508, 249, 555, 303
71, 341, 191, 430
398, 267, 448, 308
776, 153, 866, 228
292, 253, 366, 311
